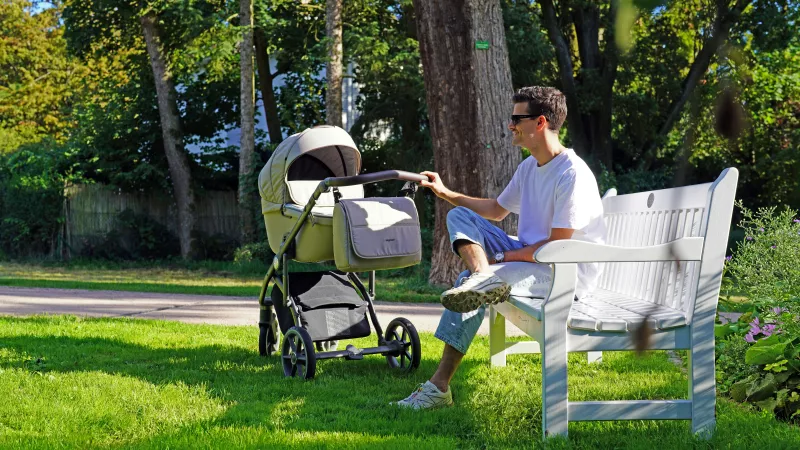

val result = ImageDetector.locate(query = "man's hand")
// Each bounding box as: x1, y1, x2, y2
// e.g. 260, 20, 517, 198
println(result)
420, 171, 451, 199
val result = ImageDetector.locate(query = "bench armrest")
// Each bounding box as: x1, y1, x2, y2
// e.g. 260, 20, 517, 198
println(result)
534, 237, 704, 264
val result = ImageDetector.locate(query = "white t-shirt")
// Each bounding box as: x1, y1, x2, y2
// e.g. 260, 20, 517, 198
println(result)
497, 149, 606, 297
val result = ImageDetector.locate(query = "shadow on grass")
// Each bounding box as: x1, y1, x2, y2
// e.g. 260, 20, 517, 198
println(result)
1, 316, 798, 448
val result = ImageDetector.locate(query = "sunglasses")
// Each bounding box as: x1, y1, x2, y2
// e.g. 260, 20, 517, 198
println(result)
510, 114, 539, 125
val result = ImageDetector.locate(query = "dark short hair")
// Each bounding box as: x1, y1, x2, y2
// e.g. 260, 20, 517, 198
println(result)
512, 86, 567, 132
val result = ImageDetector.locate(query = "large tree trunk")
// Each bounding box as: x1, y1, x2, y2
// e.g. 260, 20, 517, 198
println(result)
413, 0, 520, 286
254, 27, 283, 144
326, 0, 343, 127
238, 0, 257, 244
140, 14, 197, 259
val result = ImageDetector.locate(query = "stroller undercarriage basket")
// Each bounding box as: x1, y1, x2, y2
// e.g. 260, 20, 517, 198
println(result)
271, 271, 371, 342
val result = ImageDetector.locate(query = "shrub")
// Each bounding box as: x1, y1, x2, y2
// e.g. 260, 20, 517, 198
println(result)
715, 202, 800, 424
716, 307, 800, 423
193, 231, 240, 261
596, 165, 672, 195
81, 209, 180, 260
0, 140, 77, 258
233, 241, 274, 265
723, 201, 800, 307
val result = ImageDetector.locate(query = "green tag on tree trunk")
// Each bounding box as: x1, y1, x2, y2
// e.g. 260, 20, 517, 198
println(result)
475, 40, 489, 50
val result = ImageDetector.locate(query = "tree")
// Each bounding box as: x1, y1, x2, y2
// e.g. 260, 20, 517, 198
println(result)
325, 0, 344, 127
0, 0, 85, 154
534, 0, 752, 170
412, 0, 520, 285
239, 0, 258, 244
254, 26, 284, 143
140, 13, 198, 259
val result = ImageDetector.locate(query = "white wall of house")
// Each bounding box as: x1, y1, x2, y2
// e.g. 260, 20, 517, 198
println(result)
186, 61, 360, 155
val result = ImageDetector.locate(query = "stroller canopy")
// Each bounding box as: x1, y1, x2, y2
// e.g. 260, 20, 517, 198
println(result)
259, 126, 362, 214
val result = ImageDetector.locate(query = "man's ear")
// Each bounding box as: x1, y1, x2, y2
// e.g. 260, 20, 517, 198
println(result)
537, 116, 547, 131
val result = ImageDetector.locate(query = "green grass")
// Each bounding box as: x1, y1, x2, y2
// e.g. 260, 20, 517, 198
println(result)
0, 260, 443, 303
1, 316, 798, 449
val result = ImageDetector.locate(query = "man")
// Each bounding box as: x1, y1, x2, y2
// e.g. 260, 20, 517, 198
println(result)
393, 86, 606, 409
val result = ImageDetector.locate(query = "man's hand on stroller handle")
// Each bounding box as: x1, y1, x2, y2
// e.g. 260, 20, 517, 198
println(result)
420, 171, 451, 198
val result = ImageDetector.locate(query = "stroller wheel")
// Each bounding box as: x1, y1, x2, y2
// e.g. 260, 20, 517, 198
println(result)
282, 326, 316, 379
384, 318, 421, 372
258, 308, 279, 356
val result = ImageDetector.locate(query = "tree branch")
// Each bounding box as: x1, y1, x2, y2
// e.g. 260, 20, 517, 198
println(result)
643, 0, 751, 165
540, 0, 589, 153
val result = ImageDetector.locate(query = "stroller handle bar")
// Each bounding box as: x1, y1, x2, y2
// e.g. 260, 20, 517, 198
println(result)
322, 170, 428, 188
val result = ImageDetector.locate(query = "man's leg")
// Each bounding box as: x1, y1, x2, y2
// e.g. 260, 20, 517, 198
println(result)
453, 240, 491, 274
430, 344, 464, 392
394, 208, 525, 407
440, 207, 524, 313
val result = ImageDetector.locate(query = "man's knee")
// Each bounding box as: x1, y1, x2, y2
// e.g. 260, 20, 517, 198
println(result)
446, 206, 475, 230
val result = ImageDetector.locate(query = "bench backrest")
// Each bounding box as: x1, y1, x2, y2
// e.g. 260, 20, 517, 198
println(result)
597, 169, 738, 318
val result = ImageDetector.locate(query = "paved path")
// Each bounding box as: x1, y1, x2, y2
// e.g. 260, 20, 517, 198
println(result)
0, 286, 527, 336
0, 286, 742, 337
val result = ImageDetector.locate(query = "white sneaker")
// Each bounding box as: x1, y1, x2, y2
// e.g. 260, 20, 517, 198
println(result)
392, 381, 454, 410
441, 272, 510, 313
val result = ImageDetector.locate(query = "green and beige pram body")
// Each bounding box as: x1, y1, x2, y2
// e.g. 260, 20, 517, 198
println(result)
256, 125, 426, 379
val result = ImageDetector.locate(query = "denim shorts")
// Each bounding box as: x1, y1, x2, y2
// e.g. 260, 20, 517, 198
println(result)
434, 206, 551, 354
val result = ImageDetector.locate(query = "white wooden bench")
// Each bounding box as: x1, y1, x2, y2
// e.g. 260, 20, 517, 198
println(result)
489, 168, 738, 439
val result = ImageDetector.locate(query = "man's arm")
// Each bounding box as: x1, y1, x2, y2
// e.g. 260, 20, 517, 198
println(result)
420, 171, 510, 221
497, 228, 575, 263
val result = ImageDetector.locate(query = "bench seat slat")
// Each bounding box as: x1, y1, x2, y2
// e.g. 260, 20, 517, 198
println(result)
508, 288, 687, 333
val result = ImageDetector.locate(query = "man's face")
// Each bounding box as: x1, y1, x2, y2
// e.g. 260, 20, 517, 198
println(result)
508, 102, 540, 147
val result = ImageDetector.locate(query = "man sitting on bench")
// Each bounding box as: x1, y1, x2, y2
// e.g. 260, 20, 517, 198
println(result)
393, 86, 606, 409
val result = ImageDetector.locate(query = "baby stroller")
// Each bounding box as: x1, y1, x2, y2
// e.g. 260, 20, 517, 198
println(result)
256, 125, 427, 379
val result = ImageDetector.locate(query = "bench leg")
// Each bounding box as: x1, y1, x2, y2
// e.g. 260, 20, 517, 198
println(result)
689, 319, 717, 438
587, 351, 602, 364
489, 306, 506, 367
541, 263, 576, 439
541, 342, 569, 438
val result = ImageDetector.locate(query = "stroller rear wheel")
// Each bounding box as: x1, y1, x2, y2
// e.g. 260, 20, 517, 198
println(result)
282, 326, 316, 379
384, 317, 421, 372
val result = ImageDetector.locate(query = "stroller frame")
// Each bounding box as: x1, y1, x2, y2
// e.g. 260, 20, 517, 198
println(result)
257, 170, 428, 379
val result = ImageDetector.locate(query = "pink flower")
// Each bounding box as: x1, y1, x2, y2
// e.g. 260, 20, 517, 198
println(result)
761, 324, 776, 337
745, 333, 756, 343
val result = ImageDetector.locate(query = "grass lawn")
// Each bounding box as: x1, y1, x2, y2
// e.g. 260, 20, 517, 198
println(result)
1, 316, 798, 449
0, 260, 442, 303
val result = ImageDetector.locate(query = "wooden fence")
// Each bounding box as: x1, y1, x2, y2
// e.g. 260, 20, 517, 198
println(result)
64, 184, 240, 256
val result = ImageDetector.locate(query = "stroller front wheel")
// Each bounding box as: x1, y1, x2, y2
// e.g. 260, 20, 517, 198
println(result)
282, 326, 316, 379
384, 317, 421, 372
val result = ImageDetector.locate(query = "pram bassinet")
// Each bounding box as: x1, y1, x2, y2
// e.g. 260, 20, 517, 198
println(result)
258, 125, 364, 262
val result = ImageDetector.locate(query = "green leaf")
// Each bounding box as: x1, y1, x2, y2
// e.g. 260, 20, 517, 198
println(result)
764, 360, 789, 373
730, 379, 750, 402
746, 373, 778, 401
745, 335, 790, 365
755, 397, 777, 413
715, 324, 735, 338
